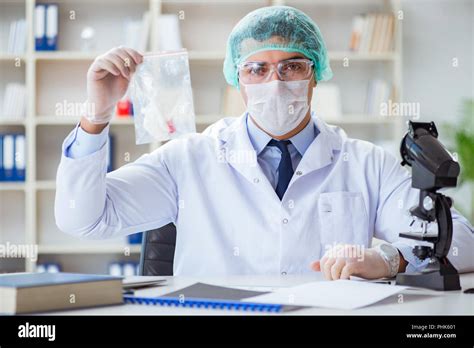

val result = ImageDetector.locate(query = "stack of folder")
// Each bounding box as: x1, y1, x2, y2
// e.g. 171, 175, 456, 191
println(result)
0, 133, 26, 182
35, 3, 58, 51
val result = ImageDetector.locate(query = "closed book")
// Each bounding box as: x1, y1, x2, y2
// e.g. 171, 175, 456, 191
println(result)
363, 14, 376, 53
349, 15, 364, 51
358, 14, 370, 53
369, 14, 381, 53
384, 15, 395, 52
374, 15, 387, 53
0, 272, 123, 314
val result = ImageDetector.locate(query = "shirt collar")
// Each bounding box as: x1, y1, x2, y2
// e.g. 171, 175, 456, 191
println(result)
246, 112, 318, 156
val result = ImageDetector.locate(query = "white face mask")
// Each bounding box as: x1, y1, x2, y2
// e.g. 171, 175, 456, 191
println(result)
244, 79, 310, 136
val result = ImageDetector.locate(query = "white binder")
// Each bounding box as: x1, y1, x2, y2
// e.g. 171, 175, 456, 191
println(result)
3, 134, 14, 181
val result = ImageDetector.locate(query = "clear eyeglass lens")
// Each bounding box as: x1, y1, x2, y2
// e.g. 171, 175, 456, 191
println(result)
239, 59, 313, 84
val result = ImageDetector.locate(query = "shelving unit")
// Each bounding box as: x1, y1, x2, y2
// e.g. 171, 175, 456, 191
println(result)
0, 0, 403, 274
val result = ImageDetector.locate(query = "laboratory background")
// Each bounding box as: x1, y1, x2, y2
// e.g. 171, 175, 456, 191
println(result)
0, 0, 472, 276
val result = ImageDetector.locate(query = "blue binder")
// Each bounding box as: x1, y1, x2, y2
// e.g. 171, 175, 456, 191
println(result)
123, 295, 284, 313
34, 4, 46, 50
123, 283, 303, 313
35, 3, 58, 51
2, 134, 15, 181
14, 134, 26, 182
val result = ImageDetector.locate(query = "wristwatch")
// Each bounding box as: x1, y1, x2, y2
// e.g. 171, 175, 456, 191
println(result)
375, 243, 400, 278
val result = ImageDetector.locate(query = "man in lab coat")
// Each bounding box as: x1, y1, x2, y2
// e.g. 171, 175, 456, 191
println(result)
55, 6, 473, 279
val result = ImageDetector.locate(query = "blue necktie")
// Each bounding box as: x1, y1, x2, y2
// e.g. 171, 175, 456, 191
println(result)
268, 139, 294, 200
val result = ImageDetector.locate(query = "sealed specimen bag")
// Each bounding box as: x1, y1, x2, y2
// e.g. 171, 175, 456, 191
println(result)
130, 50, 196, 144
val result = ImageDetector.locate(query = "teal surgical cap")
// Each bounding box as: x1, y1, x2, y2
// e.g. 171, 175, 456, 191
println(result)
223, 5, 333, 89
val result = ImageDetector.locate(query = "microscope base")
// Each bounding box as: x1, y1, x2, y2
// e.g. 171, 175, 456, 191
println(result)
396, 263, 461, 291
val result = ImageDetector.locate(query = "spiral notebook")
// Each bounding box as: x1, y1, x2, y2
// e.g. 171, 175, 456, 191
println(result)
123, 282, 303, 313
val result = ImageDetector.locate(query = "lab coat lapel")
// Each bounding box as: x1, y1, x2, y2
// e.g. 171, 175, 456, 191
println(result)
217, 114, 277, 196
293, 117, 343, 178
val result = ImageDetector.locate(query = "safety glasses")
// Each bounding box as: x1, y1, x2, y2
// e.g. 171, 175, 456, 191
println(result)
238, 58, 314, 84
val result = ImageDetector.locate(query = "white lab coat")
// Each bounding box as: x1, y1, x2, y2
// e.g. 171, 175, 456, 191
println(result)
55, 114, 474, 276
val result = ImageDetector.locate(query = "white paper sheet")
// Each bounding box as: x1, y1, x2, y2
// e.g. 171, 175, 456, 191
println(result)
245, 280, 409, 310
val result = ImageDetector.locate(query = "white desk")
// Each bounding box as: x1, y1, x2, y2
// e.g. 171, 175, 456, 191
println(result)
52, 273, 474, 315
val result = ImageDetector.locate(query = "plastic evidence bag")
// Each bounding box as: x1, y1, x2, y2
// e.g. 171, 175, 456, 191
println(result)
130, 50, 196, 144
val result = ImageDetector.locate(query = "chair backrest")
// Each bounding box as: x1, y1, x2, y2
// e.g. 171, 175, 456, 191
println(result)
139, 223, 177, 276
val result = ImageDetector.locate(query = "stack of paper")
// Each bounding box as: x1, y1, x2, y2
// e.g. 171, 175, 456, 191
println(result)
7, 19, 27, 54
245, 280, 408, 310
1, 83, 27, 119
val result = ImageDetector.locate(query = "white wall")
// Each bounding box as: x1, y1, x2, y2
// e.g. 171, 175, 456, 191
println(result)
401, 0, 473, 220
402, 0, 473, 126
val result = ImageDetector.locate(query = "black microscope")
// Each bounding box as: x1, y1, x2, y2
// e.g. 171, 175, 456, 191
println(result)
395, 121, 461, 291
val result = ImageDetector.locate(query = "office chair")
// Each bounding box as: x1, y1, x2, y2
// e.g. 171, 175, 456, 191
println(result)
138, 223, 176, 276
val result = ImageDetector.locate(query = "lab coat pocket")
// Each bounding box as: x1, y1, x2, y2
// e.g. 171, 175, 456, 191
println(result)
317, 191, 369, 250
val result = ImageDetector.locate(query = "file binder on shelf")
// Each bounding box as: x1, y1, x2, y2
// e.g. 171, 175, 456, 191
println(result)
34, 4, 46, 50
45, 4, 58, 51
14, 134, 26, 181
2, 134, 15, 181
35, 3, 58, 51
108, 261, 140, 277
0, 133, 26, 182
127, 232, 143, 245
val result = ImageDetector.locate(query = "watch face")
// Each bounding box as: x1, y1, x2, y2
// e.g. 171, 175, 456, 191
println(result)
381, 244, 397, 257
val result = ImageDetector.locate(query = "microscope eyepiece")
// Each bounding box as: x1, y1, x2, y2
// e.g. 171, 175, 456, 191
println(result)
400, 121, 460, 190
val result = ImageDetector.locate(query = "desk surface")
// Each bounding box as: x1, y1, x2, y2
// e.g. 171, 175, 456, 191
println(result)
51, 273, 474, 315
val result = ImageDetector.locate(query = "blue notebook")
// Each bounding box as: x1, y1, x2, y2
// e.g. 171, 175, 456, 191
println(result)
124, 282, 302, 313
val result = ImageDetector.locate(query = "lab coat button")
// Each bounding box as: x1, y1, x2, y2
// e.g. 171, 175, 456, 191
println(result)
281, 271, 287, 275
282, 218, 288, 224
296, 170, 302, 176
253, 178, 259, 183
